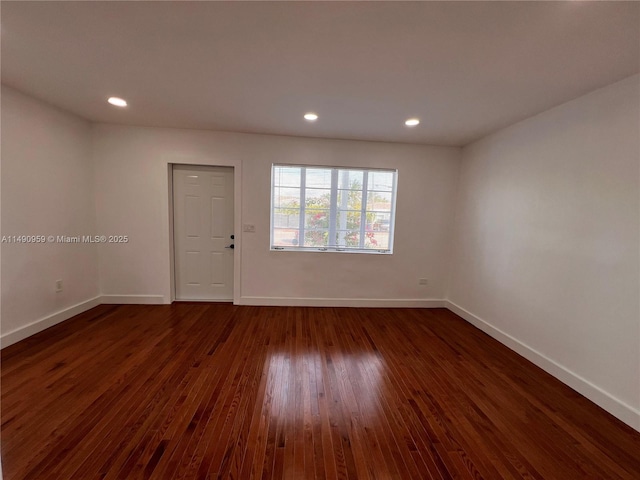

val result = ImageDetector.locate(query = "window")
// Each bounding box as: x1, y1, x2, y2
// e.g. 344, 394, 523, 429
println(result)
271, 164, 398, 253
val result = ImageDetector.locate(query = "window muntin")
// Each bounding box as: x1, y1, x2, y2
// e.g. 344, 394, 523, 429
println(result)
271, 165, 397, 253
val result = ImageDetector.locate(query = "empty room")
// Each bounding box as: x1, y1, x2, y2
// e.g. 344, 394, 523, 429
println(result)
1, 1, 639, 479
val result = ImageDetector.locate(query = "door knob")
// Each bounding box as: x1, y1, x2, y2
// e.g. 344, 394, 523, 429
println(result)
225, 244, 235, 249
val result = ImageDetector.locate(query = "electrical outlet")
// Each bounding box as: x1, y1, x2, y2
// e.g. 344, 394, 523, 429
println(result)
418, 278, 428, 286
55, 279, 63, 292
243, 224, 256, 233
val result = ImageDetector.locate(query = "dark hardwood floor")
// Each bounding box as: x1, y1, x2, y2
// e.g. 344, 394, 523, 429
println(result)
2, 304, 639, 479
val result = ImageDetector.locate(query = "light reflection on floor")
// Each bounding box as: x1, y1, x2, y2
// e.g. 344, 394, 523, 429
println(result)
264, 351, 387, 427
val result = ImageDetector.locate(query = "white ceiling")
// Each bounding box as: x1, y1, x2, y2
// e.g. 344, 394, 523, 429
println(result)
1, 1, 638, 146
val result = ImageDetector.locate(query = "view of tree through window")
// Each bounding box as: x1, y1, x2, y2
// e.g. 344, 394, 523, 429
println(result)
271, 165, 397, 253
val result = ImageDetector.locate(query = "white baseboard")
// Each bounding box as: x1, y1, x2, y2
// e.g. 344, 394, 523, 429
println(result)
238, 296, 447, 308
175, 298, 233, 303
99, 295, 167, 305
445, 300, 640, 432
1, 296, 102, 349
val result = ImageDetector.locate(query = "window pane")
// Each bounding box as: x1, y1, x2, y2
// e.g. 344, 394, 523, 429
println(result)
305, 188, 331, 209
273, 187, 301, 208
366, 191, 392, 211
306, 168, 332, 188
364, 229, 388, 249
305, 210, 329, 231
368, 171, 394, 192
363, 212, 389, 248
336, 210, 361, 230
337, 230, 360, 247
366, 212, 391, 232
304, 230, 329, 247
337, 170, 364, 190
273, 167, 301, 187
273, 228, 300, 246
337, 190, 362, 210
272, 208, 300, 228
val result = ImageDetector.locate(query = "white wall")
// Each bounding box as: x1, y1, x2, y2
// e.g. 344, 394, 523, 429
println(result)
92, 125, 460, 306
447, 74, 640, 429
1, 86, 100, 346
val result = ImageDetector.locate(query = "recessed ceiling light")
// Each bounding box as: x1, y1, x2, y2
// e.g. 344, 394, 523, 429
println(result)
304, 113, 318, 121
108, 97, 127, 107
405, 118, 420, 127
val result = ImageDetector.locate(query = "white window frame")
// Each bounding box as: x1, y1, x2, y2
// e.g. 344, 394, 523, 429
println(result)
270, 164, 398, 254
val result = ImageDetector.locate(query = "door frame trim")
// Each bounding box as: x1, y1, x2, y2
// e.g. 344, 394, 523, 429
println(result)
167, 160, 242, 304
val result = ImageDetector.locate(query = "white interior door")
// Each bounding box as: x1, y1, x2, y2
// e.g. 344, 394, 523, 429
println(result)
173, 165, 234, 301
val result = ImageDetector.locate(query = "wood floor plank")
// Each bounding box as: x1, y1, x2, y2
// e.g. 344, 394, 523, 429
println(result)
2, 304, 640, 479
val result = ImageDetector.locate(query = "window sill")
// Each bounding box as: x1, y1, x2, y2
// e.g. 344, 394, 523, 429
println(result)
270, 246, 392, 255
